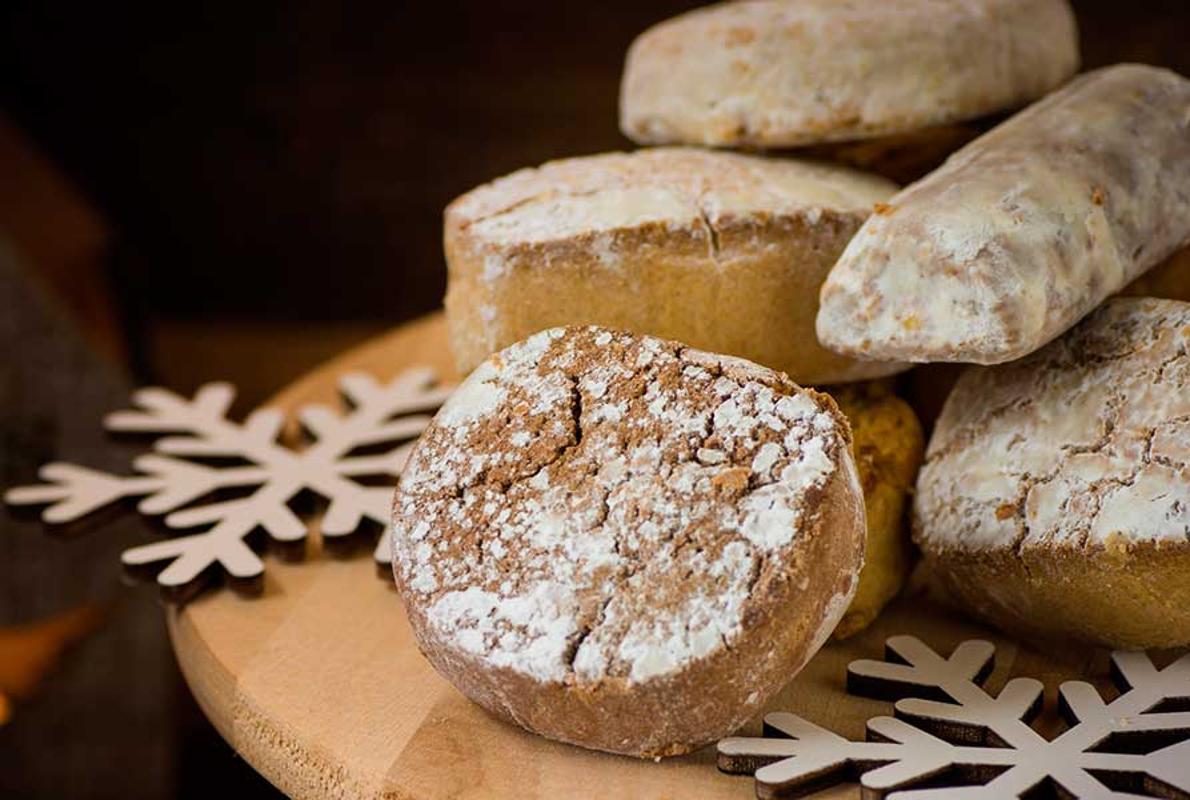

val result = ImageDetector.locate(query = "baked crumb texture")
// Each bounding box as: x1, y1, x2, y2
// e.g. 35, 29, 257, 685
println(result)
620, 0, 1078, 148
392, 326, 864, 755
916, 298, 1190, 648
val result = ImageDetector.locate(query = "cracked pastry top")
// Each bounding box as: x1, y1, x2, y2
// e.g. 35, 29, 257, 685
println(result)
444, 147, 903, 385
448, 147, 893, 246
917, 298, 1190, 555
914, 298, 1190, 649
391, 326, 866, 756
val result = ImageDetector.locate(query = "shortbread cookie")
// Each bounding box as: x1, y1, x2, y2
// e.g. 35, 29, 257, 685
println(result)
818, 64, 1190, 366
915, 298, 1190, 649
391, 327, 865, 757
829, 384, 924, 639
620, 0, 1078, 148
445, 147, 900, 385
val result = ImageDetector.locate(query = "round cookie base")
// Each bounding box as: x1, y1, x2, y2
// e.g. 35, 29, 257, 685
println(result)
405, 456, 864, 758
392, 327, 869, 759
443, 148, 905, 387
923, 541, 1190, 650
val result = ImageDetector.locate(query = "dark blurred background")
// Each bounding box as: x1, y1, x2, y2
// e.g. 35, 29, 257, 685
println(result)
1, 1, 1188, 406
0, 1, 1187, 797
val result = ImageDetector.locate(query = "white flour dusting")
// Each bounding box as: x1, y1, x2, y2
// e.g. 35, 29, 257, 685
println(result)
393, 327, 846, 685
917, 298, 1190, 553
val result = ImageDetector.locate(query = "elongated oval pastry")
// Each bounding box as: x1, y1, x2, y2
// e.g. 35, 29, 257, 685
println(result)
391, 327, 866, 757
620, 0, 1078, 148
915, 298, 1190, 648
445, 147, 901, 385
818, 64, 1190, 366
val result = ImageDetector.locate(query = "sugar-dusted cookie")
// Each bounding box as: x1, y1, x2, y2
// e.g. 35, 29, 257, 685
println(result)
818, 65, 1190, 366
915, 298, 1190, 649
391, 327, 865, 757
620, 0, 1077, 148
444, 147, 902, 386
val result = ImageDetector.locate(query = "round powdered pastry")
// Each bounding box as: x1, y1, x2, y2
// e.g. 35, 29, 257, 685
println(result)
445, 147, 902, 385
392, 327, 865, 757
619, 0, 1079, 148
915, 298, 1190, 649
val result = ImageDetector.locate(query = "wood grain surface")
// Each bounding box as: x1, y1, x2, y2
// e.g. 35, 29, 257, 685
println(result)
166, 312, 1115, 800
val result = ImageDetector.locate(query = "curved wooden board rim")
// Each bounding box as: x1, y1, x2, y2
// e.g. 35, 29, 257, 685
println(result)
165, 312, 1107, 800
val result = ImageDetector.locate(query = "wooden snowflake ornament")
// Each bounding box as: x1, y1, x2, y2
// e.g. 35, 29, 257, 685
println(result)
718, 635, 1190, 799
5, 368, 450, 600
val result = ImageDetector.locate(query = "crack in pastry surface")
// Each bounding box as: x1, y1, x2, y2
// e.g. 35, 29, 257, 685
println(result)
916, 298, 1190, 554
451, 148, 891, 257
393, 327, 846, 685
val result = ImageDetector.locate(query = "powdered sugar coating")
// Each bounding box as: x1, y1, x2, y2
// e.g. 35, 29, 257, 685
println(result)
916, 298, 1190, 553
819, 65, 1190, 366
392, 327, 847, 685
451, 148, 893, 255
620, 0, 1077, 148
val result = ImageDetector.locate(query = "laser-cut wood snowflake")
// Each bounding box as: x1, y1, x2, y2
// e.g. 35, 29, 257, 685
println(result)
718, 635, 1190, 799
5, 369, 450, 600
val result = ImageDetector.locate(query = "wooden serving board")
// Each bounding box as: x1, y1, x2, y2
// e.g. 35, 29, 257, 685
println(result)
167, 312, 1111, 800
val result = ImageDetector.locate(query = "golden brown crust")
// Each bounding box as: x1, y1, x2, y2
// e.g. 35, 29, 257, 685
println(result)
924, 540, 1190, 650
828, 384, 924, 639
444, 148, 903, 385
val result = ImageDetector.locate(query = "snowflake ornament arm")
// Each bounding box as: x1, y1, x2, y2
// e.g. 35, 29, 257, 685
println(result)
718, 635, 1190, 800
4, 369, 450, 599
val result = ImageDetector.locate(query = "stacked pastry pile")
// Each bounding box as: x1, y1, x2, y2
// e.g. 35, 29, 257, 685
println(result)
392, 0, 1190, 759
